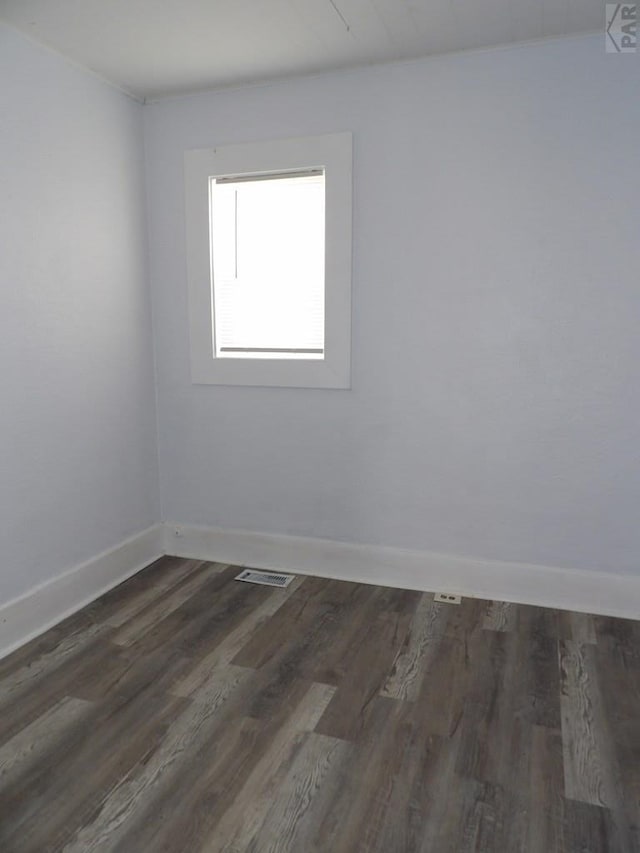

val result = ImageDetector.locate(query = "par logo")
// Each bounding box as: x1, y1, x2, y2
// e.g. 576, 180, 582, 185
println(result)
606, 4, 637, 52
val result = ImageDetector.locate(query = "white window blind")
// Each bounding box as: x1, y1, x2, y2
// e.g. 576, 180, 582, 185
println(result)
209, 170, 325, 360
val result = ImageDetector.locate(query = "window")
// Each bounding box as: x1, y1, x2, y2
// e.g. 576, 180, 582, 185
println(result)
211, 170, 325, 360
184, 133, 352, 388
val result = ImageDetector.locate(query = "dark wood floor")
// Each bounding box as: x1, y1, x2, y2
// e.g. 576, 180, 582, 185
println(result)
0, 558, 638, 852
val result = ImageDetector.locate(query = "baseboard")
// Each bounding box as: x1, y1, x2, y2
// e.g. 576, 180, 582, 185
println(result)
0, 524, 164, 661
3, 519, 635, 662
164, 522, 640, 621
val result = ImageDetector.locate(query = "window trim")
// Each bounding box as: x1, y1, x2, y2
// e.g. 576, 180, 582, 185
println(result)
184, 132, 352, 389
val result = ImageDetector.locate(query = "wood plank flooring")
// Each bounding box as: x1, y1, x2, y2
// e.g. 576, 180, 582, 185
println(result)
0, 557, 639, 852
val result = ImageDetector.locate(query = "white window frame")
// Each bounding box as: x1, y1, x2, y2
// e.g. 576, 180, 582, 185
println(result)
184, 132, 352, 389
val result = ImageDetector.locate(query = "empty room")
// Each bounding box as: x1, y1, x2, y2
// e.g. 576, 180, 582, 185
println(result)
1, 1, 639, 850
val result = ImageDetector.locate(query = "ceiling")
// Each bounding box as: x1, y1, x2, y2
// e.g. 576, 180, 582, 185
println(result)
0, 0, 603, 100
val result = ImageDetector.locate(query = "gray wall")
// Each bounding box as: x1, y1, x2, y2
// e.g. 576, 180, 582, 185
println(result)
0, 26, 160, 602
145, 35, 640, 576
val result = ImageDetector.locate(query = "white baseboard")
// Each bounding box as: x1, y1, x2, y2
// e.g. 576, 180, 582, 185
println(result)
2, 519, 636, 663
164, 522, 640, 621
0, 524, 164, 661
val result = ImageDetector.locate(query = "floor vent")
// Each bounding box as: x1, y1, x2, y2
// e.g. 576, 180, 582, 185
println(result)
235, 569, 295, 588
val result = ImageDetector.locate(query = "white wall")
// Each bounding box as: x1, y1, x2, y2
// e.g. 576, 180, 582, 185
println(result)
1, 27, 637, 618
0, 26, 160, 603
145, 35, 640, 578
